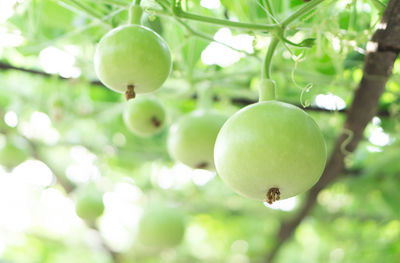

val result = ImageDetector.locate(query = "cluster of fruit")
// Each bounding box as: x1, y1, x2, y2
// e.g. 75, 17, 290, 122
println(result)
94, 19, 327, 204
70, 4, 328, 250
75, 185, 185, 250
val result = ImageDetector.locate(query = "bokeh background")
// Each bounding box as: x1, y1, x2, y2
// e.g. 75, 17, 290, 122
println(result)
0, 0, 399, 262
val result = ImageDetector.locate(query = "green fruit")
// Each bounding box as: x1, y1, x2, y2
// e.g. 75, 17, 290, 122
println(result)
214, 101, 327, 203
49, 97, 65, 122
75, 186, 104, 222
137, 207, 185, 249
94, 25, 172, 97
123, 96, 166, 137
167, 110, 227, 171
0, 138, 28, 169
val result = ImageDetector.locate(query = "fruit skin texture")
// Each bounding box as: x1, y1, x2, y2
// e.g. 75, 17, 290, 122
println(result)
137, 207, 185, 249
75, 187, 104, 222
214, 101, 327, 201
94, 25, 171, 94
123, 96, 166, 137
167, 110, 227, 171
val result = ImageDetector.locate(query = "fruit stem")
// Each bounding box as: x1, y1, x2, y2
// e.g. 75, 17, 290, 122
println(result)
257, 0, 326, 101
197, 85, 213, 110
266, 187, 280, 204
125, 85, 136, 100
258, 79, 276, 101
128, 0, 143, 25
261, 37, 279, 80
259, 36, 279, 102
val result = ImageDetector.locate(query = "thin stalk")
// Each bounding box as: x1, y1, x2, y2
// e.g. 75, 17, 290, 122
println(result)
349, 0, 357, 30
262, 0, 279, 24
281, 0, 325, 28
63, 0, 105, 21
176, 12, 277, 31
263, 0, 275, 17
154, 0, 170, 12
147, 0, 173, 17
153, 0, 259, 59
156, 0, 170, 8
262, 37, 279, 79
4, 7, 124, 51
176, 19, 259, 59
85, 0, 129, 7
171, 0, 277, 31
144, 7, 170, 16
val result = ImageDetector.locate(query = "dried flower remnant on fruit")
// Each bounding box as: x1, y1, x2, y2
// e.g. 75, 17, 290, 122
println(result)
214, 101, 326, 202
125, 85, 136, 100
196, 162, 209, 169
151, 116, 161, 127
94, 25, 172, 97
266, 187, 280, 204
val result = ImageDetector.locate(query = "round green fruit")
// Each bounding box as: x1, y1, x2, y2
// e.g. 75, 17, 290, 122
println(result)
123, 96, 166, 137
137, 207, 185, 249
94, 25, 171, 97
0, 138, 28, 169
167, 110, 227, 171
75, 186, 104, 222
49, 97, 65, 122
214, 101, 327, 203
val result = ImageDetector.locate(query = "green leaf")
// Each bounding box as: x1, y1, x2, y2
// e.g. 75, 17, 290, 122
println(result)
298, 37, 316, 48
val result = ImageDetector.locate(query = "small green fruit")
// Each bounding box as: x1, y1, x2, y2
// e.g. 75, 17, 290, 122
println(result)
167, 110, 227, 171
94, 25, 171, 97
123, 96, 166, 137
214, 101, 327, 203
0, 138, 28, 169
137, 207, 185, 249
49, 97, 65, 122
75, 186, 104, 222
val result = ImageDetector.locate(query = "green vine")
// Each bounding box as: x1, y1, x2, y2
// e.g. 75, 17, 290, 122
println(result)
63, 0, 328, 102
259, 0, 326, 101
170, 0, 278, 32
153, 0, 259, 59
261, 0, 279, 24
59, 0, 105, 22
88, 0, 129, 7
281, 0, 326, 28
